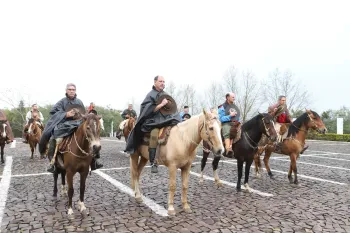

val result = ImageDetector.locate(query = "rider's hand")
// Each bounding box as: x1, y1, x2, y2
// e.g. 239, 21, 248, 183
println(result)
66, 110, 75, 118
230, 111, 236, 117
274, 108, 278, 112
161, 98, 168, 107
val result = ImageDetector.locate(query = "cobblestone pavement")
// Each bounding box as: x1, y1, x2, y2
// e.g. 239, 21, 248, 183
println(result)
1, 138, 350, 232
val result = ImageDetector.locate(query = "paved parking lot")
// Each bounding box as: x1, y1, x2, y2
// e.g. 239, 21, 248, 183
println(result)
0, 138, 350, 232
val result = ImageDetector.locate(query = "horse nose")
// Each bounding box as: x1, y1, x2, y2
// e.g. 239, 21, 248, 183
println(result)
93, 145, 101, 152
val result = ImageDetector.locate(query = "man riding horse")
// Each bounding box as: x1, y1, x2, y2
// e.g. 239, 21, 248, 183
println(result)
218, 92, 241, 157
125, 75, 181, 173
268, 95, 308, 153
116, 104, 137, 140
39, 83, 103, 173
23, 104, 44, 143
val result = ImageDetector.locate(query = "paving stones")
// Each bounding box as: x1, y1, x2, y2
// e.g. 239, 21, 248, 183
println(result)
1, 139, 350, 232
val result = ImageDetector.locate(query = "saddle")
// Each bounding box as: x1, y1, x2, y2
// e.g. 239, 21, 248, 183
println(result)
275, 123, 290, 142
142, 126, 173, 146
229, 121, 242, 144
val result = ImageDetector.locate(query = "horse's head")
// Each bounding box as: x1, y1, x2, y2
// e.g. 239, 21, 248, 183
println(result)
259, 113, 277, 142
128, 117, 136, 129
82, 113, 102, 156
27, 118, 40, 134
0, 120, 6, 139
200, 109, 224, 157
305, 109, 327, 134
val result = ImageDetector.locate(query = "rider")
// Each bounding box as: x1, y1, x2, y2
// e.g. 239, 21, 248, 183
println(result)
268, 95, 308, 154
0, 109, 14, 144
23, 104, 44, 143
116, 104, 137, 140
218, 93, 241, 157
180, 106, 191, 121
125, 75, 181, 173
39, 83, 103, 173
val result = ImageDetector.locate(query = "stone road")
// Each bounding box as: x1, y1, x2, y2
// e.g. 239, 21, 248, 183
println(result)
0, 138, 350, 232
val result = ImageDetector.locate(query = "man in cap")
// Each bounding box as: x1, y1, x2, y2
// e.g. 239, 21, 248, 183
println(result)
125, 75, 181, 173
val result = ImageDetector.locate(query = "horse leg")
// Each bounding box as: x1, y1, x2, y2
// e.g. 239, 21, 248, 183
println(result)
236, 159, 244, 192
53, 172, 58, 197
263, 148, 274, 179
78, 170, 89, 214
168, 165, 177, 215
291, 153, 298, 184
212, 156, 223, 187
30, 142, 34, 159
199, 151, 209, 184
135, 156, 148, 203
1, 144, 4, 164
130, 153, 142, 202
181, 163, 192, 213
61, 170, 67, 196
67, 170, 74, 215
243, 158, 254, 193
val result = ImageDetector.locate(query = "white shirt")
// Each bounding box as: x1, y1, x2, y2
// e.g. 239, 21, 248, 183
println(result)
26, 110, 44, 123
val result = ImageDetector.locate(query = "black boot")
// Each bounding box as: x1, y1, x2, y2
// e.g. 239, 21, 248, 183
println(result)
149, 148, 158, 173
91, 158, 103, 171
47, 139, 56, 173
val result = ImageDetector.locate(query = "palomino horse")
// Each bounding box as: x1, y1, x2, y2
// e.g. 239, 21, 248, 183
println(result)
130, 109, 224, 215
53, 112, 102, 215
201, 113, 277, 191
254, 110, 327, 184
27, 117, 43, 159
123, 117, 136, 142
0, 120, 7, 163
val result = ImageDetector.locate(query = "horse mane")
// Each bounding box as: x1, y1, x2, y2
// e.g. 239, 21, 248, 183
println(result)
241, 114, 262, 131
177, 114, 201, 144
287, 110, 320, 137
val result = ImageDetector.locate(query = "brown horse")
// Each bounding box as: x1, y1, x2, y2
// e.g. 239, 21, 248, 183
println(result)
254, 110, 327, 184
123, 117, 136, 142
0, 120, 7, 163
27, 118, 43, 159
130, 109, 224, 215
53, 112, 102, 215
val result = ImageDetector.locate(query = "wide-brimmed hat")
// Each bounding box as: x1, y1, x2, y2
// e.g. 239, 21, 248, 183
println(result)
156, 94, 177, 115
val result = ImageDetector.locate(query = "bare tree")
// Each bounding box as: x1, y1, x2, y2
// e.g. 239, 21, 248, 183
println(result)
222, 65, 238, 93
263, 68, 310, 111
236, 70, 261, 122
0, 88, 28, 122
176, 84, 198, 114
207, 81, 225, 109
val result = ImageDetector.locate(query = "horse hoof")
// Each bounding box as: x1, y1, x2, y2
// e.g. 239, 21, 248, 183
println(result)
168, 209, 176, 216
53, 193, 57, 197
183, 208, 192, 213
78, 201, 87, 213
216, 181, 224, 188
1, 160, 4, 164
236, 187, 242, 192
67, 208, 74, 215
135, 196, 143, 203
244, 184, 252, 193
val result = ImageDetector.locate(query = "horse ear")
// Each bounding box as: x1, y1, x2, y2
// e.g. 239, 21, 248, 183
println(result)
258, 111, 264, 117
97, 115, 102, 120
202, 108, 209, 119
305, 108, 311, 114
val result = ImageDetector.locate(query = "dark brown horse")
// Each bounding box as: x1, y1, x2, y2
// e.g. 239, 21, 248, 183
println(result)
255, 110, 327, 184
53, 112, 102, 215
27, 117, 43, 159
123, 117, 136, 142
200, 113, 277, 192
0, 120, 7, 163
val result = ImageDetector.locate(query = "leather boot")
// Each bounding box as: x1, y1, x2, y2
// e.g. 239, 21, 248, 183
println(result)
47, 139, 56, 173
149, 148, 158, 173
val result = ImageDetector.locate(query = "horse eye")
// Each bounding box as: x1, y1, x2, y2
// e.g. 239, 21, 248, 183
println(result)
87, 126, 90, 129
209, 127, 214, 130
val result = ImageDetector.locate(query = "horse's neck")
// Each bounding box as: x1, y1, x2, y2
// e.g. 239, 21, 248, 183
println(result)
245, 125, 263, 143
295, 124, 308, 143
178, 116, 201, 150
75, 123, 89, 151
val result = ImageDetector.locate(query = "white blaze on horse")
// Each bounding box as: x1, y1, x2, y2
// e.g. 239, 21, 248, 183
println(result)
130, 109, 224, 215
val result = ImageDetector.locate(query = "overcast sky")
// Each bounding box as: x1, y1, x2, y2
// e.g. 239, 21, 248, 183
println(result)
1, 0, 349, 114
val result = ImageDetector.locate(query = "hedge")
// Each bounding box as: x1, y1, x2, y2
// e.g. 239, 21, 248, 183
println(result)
307, 132, 350, 142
